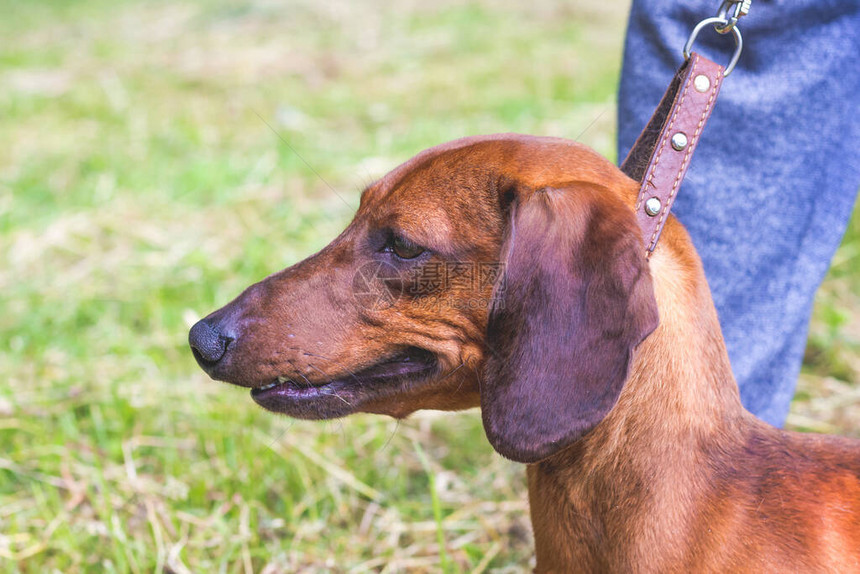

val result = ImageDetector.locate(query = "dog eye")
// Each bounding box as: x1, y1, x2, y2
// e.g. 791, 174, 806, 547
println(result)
391, 236, 425, 259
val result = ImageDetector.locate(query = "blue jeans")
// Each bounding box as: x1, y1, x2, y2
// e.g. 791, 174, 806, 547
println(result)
618, 0, 860, 426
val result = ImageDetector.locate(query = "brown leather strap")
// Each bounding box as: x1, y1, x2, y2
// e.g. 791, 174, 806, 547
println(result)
621, 53, 724, 254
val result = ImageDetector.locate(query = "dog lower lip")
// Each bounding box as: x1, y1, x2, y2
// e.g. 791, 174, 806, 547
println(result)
249, 347, 437, 417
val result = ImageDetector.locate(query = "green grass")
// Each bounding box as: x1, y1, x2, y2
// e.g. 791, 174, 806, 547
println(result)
1, 0, 857, 572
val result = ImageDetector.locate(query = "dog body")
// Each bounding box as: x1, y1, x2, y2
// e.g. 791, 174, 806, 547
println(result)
190, 134, 860, 572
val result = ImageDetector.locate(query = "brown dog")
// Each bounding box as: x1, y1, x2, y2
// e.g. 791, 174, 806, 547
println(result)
189, 134, 860, 572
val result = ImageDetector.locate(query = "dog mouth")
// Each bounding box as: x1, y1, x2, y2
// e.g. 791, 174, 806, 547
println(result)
249, 347, 438, 418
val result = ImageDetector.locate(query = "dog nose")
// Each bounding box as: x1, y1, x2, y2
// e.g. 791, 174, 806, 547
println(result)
189, 319, 232, 367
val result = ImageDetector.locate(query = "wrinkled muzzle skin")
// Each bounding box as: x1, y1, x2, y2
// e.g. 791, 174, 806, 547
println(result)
188, 134, 646, 432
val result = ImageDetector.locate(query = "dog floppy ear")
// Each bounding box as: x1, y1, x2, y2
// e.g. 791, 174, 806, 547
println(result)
482, 183, 659, 464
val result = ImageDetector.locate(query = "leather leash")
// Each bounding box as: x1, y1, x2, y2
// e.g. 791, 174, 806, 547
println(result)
621, 53, 723, 254
620, 1, 748, 255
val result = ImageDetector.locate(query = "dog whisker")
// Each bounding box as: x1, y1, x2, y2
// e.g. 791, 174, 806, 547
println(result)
381, 419, 401, 453
304, 362, 329, 379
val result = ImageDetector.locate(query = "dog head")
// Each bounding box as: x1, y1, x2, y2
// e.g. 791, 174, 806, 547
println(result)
189, 134, 658, 463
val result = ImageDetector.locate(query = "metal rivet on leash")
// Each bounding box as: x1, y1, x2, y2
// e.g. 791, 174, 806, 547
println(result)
645, 197, 662, 217
671, 132, 689, 151
694, 74, 711, 92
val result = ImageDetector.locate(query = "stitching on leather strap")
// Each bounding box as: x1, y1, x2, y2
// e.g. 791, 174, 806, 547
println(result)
643, 55, 700, 248
628, 53, 724, 255
648, 55, 721, 249
653, 61, 722, 244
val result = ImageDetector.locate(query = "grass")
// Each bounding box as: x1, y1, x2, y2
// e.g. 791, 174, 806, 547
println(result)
1, 0, 857, 572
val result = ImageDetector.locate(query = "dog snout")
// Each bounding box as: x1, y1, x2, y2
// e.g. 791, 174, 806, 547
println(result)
188, 318, 233, 369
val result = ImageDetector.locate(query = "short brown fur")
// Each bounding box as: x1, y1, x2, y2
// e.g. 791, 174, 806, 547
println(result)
190, 134, 860, 572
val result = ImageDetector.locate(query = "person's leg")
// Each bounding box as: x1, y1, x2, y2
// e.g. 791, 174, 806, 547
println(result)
618, 0, 860, 426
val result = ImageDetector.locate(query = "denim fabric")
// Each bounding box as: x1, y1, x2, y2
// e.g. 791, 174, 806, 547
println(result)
618, 0, 860, 426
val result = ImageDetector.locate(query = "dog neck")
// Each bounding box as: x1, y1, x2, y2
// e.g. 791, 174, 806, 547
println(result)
624, 217, 746, 436
527, 215, 752, 572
